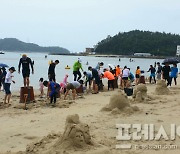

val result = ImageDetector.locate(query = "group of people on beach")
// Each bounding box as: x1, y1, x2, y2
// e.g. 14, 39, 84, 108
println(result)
134, 62, 178, 86
0, 54, 179, 105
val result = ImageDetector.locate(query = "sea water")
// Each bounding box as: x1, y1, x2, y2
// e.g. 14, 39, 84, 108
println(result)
0, 52, 165, 91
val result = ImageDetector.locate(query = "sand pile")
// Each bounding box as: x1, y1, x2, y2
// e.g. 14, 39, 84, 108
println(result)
133, 84, 148, 102
13, 99, 75, 110
101, 92, 139, 114
24, 114, 96, 154
155, 80, 169, 95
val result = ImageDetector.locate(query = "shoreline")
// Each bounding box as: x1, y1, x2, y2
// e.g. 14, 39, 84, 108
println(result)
1, 51, 173, 59
88, 54, 166, 59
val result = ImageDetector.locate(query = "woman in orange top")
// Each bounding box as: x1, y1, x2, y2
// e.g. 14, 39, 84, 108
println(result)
116, 65, 121, 77
102, 69, 115, 90
135, 66, 141, 85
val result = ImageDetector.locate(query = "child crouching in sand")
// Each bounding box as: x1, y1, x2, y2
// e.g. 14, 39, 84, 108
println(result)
4, 67, 16, 105
39, 78, 44, 98
43, 81, 60, 104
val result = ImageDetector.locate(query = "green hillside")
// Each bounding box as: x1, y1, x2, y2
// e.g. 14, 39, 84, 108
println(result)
94, 30, 180, 56
0, 38, 70, 54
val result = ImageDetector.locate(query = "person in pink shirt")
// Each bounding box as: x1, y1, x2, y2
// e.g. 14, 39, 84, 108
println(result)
39, 78, 44, 98
60, 74, 68, 94
102, 69, 115, 90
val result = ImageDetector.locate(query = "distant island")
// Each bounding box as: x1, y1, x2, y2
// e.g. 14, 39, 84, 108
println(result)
0, 38, 70, 54
94, 30, 180, 56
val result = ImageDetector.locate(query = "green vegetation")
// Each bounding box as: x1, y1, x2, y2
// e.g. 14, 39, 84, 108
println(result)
94, 30, 180, 56
0, 38, 70, 54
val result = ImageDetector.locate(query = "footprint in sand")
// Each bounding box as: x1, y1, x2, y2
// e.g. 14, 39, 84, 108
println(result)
24, 136, 38, 140
157, 119, 164, 122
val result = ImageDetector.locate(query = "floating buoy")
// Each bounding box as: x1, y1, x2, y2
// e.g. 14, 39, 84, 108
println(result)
65, 65, 70, 69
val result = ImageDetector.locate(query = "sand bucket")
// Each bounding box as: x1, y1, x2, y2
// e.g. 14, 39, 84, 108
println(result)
20, 86, 35, 103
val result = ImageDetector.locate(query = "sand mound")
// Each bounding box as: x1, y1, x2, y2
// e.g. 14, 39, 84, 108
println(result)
133, 84, 148, 102
101, 92, 139, 115
155, 80, 169, 95
13, 99, 75, 110
101, 92, 130, 111
24, 114, 95, 154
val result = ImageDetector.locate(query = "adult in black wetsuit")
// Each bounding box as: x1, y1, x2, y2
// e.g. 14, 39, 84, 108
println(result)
18, 54, 34, 87
48, 60, 59, 82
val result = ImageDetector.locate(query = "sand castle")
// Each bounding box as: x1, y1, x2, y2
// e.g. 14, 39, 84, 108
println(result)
155, 80, 169, 95
101, 91, 139, 114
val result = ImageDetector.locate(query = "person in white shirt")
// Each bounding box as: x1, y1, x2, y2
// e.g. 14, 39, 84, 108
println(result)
4, 67, 16, 105
64, 80, 83, 100
122, 66, 130, 89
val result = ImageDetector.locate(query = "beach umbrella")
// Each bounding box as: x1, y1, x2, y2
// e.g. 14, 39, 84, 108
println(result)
108, 64, 115, 69
0, 63, 9, 68
162, 57, 180, 65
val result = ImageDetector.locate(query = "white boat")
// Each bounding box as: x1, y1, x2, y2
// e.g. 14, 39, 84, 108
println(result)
0, 51, 5, 54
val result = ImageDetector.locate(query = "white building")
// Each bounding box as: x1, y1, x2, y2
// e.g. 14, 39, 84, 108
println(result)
134, 53, 151, 57
176, 45, 180, 57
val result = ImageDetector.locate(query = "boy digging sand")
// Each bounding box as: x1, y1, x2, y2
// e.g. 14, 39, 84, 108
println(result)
43, 81, 60, 104
4, 67, 16, 105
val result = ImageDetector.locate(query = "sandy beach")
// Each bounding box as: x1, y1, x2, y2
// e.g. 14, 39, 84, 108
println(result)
0, 78, 180, 154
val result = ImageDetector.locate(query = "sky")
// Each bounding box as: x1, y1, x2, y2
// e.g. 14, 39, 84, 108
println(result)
0, 0, 180, 53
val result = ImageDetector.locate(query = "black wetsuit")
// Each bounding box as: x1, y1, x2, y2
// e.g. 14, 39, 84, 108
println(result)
18, 57, 34, 78
48, 63, 56, 82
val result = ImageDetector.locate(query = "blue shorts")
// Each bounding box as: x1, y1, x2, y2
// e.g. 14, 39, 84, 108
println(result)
4, 83, 11, 94
150, 73, 155, 77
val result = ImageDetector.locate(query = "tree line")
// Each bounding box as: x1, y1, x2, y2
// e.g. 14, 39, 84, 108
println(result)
94, 30, 180, 56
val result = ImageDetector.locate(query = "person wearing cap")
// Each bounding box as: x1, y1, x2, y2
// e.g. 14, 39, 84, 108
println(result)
48, 60, 59, 82
73, 59, 83, 81
18, 54, 34, 87
4, 67, 16, 104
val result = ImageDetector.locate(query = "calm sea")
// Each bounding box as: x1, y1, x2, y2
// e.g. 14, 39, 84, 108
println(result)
0, 52, 171, 91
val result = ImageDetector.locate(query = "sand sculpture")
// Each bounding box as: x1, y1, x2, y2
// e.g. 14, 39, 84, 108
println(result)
133, 84, 148, 102
101, 92, 139, 114
25, 114, 94, 154
53, 114, 92, 149
155, 80, 169, 95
